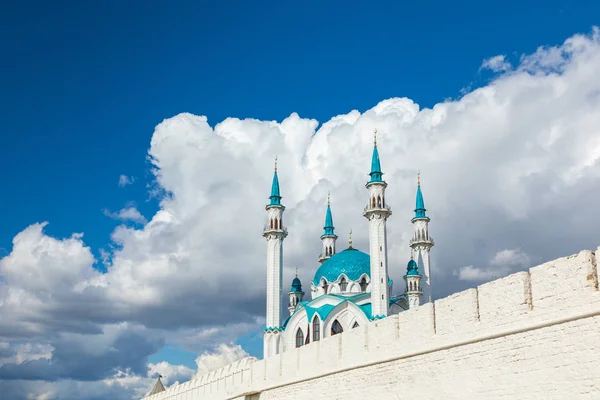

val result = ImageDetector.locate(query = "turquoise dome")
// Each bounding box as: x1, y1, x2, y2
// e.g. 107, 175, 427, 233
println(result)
290, 277, 303, 292
406, 259, 420, 276
312, 248, 370, 285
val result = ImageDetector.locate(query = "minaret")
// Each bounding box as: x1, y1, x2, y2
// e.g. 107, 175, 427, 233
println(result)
288, 269, 304, 315
404, 257, 422, 309
263, 157, 287, 358
362, 130, 392, 319
318, 192, 338, 263
409, 172, 434, 303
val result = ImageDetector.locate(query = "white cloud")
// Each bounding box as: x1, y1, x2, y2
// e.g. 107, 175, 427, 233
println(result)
490, 248, 530, 268
103, 207, 147, 224
118, 175, 135, 187
194, 343, 249, 378
480, 54, 512, 72
2, 27, 600, 398
456, 248, 531, 281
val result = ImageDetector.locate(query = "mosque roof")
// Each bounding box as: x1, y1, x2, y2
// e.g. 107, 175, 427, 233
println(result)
312, 247, 370, 285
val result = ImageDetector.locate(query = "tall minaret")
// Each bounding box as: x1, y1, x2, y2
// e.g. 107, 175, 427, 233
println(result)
409, 172, 434, 303
363, 130, 392, 319
318, 192, 337, 263
263, 157, 287, 358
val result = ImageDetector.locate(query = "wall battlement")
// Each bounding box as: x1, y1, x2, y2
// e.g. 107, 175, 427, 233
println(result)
143, 247, 600, 400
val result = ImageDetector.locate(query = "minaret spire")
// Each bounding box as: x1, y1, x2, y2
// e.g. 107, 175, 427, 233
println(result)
410, 172, 434, 303
363, 130, 391, 319
319, 191, 338, 263
369, 129, 383, 183
263, 158, 287, 358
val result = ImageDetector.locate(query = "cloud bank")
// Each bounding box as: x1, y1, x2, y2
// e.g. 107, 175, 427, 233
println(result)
1, 27, 600, 399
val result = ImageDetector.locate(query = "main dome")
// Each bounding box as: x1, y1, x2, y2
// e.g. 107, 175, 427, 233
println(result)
312, 248, 370, 285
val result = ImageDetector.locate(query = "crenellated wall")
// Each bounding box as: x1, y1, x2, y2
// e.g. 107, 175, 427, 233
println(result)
143, 247, 600, 400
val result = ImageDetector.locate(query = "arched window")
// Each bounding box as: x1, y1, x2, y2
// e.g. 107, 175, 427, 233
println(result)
382, 196, 385, 207
270, 219, 273, 229
331, 320, 343, 335
312, 317, 320, 342
377, 196, 381, 207
295, 328, 304, 348
352, 321, 359, 329
321, 280, 328, 294
339, 277, 347, 292
359, 277, 368, 292
274, 219, 278, 229
372, 197, 376, 207
329, 245, 333, 255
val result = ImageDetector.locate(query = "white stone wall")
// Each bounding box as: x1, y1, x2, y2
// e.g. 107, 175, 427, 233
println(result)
142, 247, 600, 400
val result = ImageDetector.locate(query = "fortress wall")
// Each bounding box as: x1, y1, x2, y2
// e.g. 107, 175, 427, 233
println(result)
143, 247, 600, 400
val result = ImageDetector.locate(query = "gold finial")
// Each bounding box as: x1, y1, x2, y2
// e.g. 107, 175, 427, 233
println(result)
327, 191, 330, 206
373, 128, 377, 147
417, 171, 421, 187
349, 229, 353, 248
274, 156, 278, 172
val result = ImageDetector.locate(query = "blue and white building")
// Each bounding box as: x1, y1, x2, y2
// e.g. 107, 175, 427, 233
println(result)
263, 134, 434, 358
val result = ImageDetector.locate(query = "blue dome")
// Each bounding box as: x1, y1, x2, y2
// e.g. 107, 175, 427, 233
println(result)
312, 248, 370, 285
406, 259, 420, 276
290, 277, 303, 292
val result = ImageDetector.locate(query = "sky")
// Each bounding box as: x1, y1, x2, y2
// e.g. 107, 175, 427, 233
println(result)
1, 1, 600, 399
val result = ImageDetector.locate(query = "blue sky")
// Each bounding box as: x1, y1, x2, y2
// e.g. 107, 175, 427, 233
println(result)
1, 1, 600, 398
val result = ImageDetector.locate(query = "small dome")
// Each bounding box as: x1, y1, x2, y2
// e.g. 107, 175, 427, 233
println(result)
290, 277, 303, 292
406, 259, 420, 276
312, 248, 370, 285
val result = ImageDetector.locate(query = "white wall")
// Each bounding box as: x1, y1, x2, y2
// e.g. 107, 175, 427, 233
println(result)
142, 247, 600, 400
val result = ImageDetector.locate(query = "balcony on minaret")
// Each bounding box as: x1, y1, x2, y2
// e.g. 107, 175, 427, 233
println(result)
263, 221, 288, 236
363, 199, 392, 217
409, 235, 434, 247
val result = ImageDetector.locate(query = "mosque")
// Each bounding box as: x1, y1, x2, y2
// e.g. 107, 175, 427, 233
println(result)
262, 133, 434, 358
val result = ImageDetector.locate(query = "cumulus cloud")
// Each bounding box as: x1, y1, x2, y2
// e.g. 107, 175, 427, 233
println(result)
118, 175, 135, 187
456, 248, 531, 281
103, 207, 148, 224
194, 343, 249, 378
2, 27, 600, 399
480, 54, 512, 72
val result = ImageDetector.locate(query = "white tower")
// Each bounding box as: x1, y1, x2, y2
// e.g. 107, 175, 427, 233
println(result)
362, 131, 392, 319
409, 173, 434, 303
404, 258, 422, 309
318, 192, 337, 263
263, 158, 287, 358
288, 270, 304, 315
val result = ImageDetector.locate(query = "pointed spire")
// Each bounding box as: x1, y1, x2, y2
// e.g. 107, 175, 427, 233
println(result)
369, 129, 383, 183
413, 172, 428, 219
322, 192, 335, 237
268, 156, 282, 206
148, 376, 166, 395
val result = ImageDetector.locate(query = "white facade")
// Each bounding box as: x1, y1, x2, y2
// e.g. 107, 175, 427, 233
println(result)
363, 181, 391, 318
142, 246, 600, 400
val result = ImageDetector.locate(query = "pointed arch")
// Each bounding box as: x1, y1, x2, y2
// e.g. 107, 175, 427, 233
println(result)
352, 321, 359, 329
312, 316, 320, 342
339, 276, 348, 292
359, 276, 368, 292
372, 197, 376, 207
331, 320, 343, 335
377, 195, 381, 207
295, 328, 304, 348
